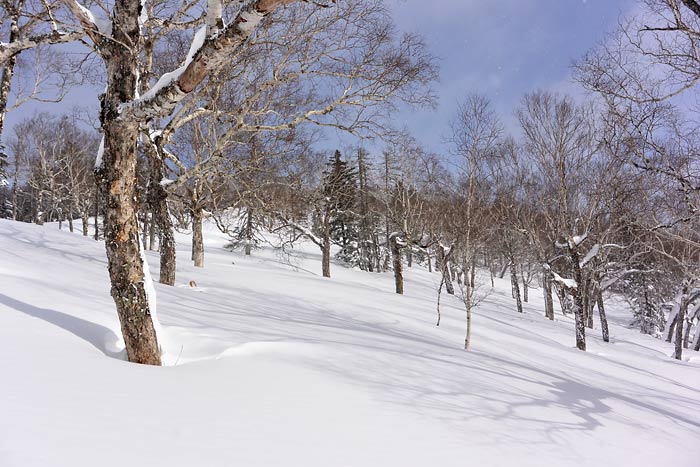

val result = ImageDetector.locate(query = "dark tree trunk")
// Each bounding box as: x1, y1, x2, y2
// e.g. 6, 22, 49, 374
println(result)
470, 259, 476, 289
570, 247, 586, 351
511, 263, 523, 313
438, 246, 454, 295
498, 261, 508, 279
245, 208, 253, 256
683, 316, 692, 349
675, 299, 687, 360
99, 0, 161, 365
148, 209, 157, 251
543, 272, 555, 320
146, 145, 176, 286
666, 312, 679, 343
597, 291, 609, 343
82, 213, 89, 236
322, 211, 331, 278
191, 205, 204, 268
390, 234, 403, 294
94, 171, 103, 241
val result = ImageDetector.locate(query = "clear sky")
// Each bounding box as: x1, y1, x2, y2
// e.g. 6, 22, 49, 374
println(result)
6, 0, 635, 155
381, 0, 635, 154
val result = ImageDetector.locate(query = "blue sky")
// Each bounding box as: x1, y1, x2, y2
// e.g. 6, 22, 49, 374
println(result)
6, 0, 635, 155
382, 0, 635, 153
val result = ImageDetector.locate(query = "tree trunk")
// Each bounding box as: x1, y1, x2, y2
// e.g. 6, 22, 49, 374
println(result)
142, 214, 149, 249
674, 299, 687, 360
245, 208, 253, 256
321, 210, 331, 278
94, 172, 102, 241
597, 290, 609, 343
438, 246, 454, 295
390, 234, 403, 294
543, 272, 555, 320
470, 259, 476, 289
148, 209, 157, 251
82, 212, 89, 236
510, 263, 523, 313
100, 0, 161, 365
191, 205, 204, 268
570, 246, 586, 351
0, 7, 19, 148
498, 261, 508, 279
147, 144, 176, 286
666, 308, 679, 343
464, 282, 472, 351
683, 316, 692, 349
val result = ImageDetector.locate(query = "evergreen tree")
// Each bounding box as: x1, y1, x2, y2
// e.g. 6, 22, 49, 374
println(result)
322, 150, 360, 265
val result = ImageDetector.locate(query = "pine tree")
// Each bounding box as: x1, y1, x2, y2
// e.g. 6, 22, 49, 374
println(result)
322, 150, 360, 265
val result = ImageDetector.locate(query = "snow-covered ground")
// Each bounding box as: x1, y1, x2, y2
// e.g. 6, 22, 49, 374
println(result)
1, 218, 698, 467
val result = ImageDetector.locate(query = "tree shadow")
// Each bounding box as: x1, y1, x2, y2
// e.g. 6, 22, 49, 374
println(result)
0, 293, 125, 360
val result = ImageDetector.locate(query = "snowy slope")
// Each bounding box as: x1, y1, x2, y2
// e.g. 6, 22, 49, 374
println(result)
0, 218, 699, 467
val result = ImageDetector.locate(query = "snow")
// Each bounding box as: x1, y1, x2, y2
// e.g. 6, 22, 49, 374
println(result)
130, 25, 206, 106
94, 136, 104, 169
552, 270, 578, 289
0, 218, 699, 467
580, 243, 600, 268
138, 233, 163, 344
238, 8, 265, 33
74, 1, 112, 37
572, 233, 588, 247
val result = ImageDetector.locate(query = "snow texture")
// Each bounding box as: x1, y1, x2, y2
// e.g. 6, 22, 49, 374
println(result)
0, 218, 699, 467
94, 137, 104, 169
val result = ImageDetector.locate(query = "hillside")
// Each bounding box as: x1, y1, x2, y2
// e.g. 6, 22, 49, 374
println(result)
0, 218, 698, 467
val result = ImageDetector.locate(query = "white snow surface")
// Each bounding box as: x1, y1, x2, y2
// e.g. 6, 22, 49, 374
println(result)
0, 218, 699, 466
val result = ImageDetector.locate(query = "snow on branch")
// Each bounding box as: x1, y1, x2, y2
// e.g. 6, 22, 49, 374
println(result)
551, 271, 577, 290
579, 243, 600, 268
0, 30, 85, 64
120, 0, 302, 122
60, 0, 111, 46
